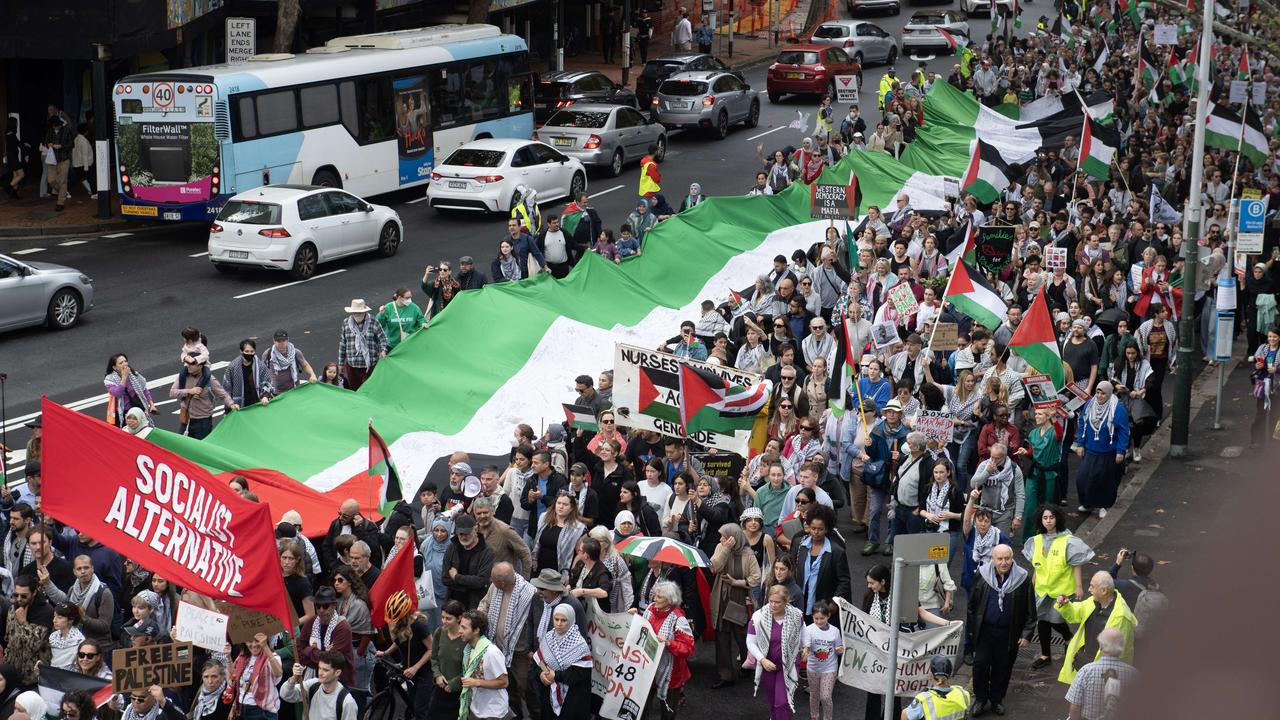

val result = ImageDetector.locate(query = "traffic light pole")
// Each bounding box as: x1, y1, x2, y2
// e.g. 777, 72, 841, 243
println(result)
1170, 0, 1217, 457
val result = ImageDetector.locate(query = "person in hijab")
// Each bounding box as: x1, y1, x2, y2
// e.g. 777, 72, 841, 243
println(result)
123, 406, 151, 436
1073, 381, 1129, 519
420, 516, 453, 630
648, 193, 677, 222
587, 526, 634, 613
11, 691, 45, 720
680, 183, 704, 212
709, 522, 761, 689
534, 604, 593, 718
1243, 261, 1279, 353
626, 199, 658, 243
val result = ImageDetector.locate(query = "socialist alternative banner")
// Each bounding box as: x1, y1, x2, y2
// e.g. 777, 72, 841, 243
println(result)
833, 597, 963, 697
41, 399, 294, 628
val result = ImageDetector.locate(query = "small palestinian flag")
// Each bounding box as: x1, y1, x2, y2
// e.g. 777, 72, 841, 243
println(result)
945, 221, 977, 268
1239, 46, 1250, 80
677, 364, 771, 436
1009, 285, 1066, 389
563, 403, 600, 432
1079, 114, 1118, 180
943, 260, 1008, 331
1167, 47, 1187, 86
39, 665, 113, 711
1139, 38, 1160, 87
369, 421, 403, 514
962, 140, 1011, 205
1117, 0, 1141, 29
560, 200, 585, 238
1056, 13, 1075, 48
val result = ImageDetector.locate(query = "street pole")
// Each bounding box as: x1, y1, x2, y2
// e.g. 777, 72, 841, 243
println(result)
92, 44, 112, 220
728, 0, 735, 58
554, 0, 564, 72
622, 0, 632, 85
883, 556, 904, 720
1170, 0, 1216, 457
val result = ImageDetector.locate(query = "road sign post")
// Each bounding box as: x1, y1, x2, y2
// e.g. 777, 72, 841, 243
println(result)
884, 533, 951, 720
1237, 197, 1267, 254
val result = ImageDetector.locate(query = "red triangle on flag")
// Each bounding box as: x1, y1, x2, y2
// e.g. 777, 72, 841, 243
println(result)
678, 364, 726, 429
638, 367, 660, 412
949, 260, 977, 295
1010, 285, 1058, 346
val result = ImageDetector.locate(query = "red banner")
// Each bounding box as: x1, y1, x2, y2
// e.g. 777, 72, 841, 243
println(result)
40, 399, 294, 629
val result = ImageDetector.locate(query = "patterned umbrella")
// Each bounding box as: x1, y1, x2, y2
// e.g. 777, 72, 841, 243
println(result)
614, 535, 711, 569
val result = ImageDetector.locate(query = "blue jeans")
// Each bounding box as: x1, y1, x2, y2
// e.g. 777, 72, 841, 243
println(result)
238, 707, 277, 720
949, 432, 978, 489
511, 516, 531, 548
868, 488, 890, 543
186, 416, 213, 439
889, 504, 924, 543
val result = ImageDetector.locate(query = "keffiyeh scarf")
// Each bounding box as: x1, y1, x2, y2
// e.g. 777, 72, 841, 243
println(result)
484, 574, 536, 663
459, 636, 494, 720
972, 524, 1000, 565
647, 606, 693, 706
982, 459, 1017, 511
1085, 395, 1120, 443
533, 604, 593, 717
67, 573, 104, 611
190, 681, 227, 719
305, 615, 346, 680
499, 252, 521, 281
750, 605, 803, 712
344, 316, 372, 365
266, 343, 298, 386
977, 561, 1028, 612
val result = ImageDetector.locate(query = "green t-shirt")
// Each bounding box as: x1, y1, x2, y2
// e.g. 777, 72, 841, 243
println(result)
755, 483, 790, 531
377, 301, 425, 349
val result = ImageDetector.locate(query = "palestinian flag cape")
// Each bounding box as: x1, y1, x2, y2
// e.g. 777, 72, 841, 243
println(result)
560, 200, 586, 237
563, 403, 599, 432
369, 422, 403, 514
944, 260, 1007, 331
1078, 113, 1117, 180
677, 364, 771, 435
962, 140, 1012, 204
1009, 286, 1066, 389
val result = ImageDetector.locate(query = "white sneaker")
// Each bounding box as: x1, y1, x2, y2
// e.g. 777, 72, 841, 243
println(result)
1098, 508, 1108, 519
1133, 447, 1142, 463
1077, 505, 1088, 512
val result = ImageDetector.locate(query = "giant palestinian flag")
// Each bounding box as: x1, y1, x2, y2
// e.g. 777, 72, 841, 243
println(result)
140, 81, 1077, 515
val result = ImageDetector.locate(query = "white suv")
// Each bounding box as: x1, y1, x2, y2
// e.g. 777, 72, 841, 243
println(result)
208, 185, 403, 280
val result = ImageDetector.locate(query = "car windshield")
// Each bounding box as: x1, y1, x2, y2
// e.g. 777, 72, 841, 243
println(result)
217, 200, 281, 225
659, 80, 708, 96
910, 14, 947, 25
535, 81, 570, 101
545, 110, 610, 128
443, 148, 506, 167
642, 61, 684, 78
776, 51, 820, 65
813, 25, 847, 38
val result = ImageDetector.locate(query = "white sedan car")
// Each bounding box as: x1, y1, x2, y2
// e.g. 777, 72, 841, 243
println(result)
427, 138, 588, 215
208, 185, 403, 280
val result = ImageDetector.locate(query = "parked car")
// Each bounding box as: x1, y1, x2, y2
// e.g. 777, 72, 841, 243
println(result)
427, 138, 588, 215
533, 104, 667, 177
0, 253, 94, 332
635, 53, 742, 106
653, 71, 761, 139
766, 45, 862, 103
809, 20, 899, 67
534, 70, 639, 123
845, 0, 901, 16
901, 10, 971, 53
960, 0, 1015, 16
208, 185, 402, 280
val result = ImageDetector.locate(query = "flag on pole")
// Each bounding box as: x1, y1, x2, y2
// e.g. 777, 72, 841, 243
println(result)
1009, 285, 1066, 389
368, 422, 403, 515
962, 140, 1012, 204
677, 365, 772, 436
937, 25, 974, 75
944, 221, 977, 268
1166, 47, 1187, 86
1205, 103, 1269, 166
1013, 0, 1022, 28
1139, 37, 1159, 86
1093, 41, 1110, 74
560, 200, 586, 238
368, 540, 417, 628
39, 665, 113, 711
1057, 12, 1076, 48
1117, 0, 1141, 28
1238, 46, 1250, 80
845, 218, 860, 272
1078, 113, 1118, 179
562, 403, 600, 432
944, 260, 1008, 331
1149, 184, 1182, 225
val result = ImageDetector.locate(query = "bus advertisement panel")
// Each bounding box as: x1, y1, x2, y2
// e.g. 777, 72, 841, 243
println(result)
393, 75, 432, 185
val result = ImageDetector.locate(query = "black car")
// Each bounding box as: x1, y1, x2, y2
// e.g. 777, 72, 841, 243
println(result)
635, 53, 741, 106
534, 70, 638, 123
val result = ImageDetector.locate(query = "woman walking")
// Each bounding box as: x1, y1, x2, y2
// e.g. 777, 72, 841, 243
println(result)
1022, 504, 1093, 670
643, 581, 696, 720
1074, 381, 1129, 518
535, 604, 593, 718
710, 523, 761, 689
1016, 407, 1064, 539
747, 584, 805, 720
1250, 327, 1280, 447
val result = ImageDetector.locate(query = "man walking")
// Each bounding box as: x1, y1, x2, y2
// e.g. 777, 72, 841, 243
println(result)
280, 650, 360, 720
478, 562, 538, 720
970, 443, 1025, 537
43, 106, 72, 212
169, 357, 237, 440
473, 496, 530, 576
967, 545, 1034, 717
672, 9, 693, 52
262, 330, 317, 394
459, 610, 510, 720
1064, 628, 1138, 720
1055, 572, 1137, 686
337, 299, 389, 391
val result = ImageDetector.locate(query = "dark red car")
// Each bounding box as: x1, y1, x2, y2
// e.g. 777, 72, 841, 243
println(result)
766, 44, 862, 103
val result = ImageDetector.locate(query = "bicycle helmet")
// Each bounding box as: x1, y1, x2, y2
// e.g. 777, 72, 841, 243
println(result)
384, 590, 414, 625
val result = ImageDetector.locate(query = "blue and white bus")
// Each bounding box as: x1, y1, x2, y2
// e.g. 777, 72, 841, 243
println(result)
112, 24, 534, 221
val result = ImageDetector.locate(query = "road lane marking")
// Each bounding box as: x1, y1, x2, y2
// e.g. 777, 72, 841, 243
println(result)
406, 195, 429, 204
747, 126, 787, 141
0, 361, 231, 434
233, 268, 347, 300
592, 184, 626, 198
101, 232, 133, 238
12, 248, 44, 255
189, 251, 210, 257
58, 240, 89, 246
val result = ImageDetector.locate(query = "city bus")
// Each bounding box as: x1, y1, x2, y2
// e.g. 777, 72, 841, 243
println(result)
112, 24, 534, 221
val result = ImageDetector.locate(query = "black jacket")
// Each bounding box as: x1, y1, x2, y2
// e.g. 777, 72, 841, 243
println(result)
520, 470, 569, 517
966, 570, 1036, 651
321, 516, 383, 572
456, 268, 488, 291
442, 536, 495, 608
789, 539, 853, 610
378, 501, 418, 554
568, 560, 614, 612
892, 451, 936, 510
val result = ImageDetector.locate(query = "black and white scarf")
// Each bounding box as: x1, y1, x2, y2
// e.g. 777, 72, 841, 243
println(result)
971, 524, 1000, 565
123, 702, 161, 720
484, 575, 536, 664
190, 681, 227, 719
925, 482, 953, 531
647, 606, 693, 706
977, 561, 1028, 612
266, 343, 299, 386
345, 316, 372, 366
533, 604, 592, 717
982, 460, 1017, 511
67, 573, 103, 611
1085, 395, 1120, 443
305, 615, 346, 679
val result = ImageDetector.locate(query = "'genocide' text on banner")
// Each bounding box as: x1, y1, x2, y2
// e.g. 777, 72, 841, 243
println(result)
586, 599, 664, 720
833, 597, 963, 697
612, 344, 765, 454
40, 399, 294, 628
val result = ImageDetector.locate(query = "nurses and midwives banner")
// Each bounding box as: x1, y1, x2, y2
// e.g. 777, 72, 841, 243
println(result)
833, 597, 964, 698
40, 399, 294, 629
585, 599, 665, 720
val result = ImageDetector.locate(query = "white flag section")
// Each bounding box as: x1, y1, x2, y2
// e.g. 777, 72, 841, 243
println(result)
834, 597, 964, 697
1149, 185, 1182, 225
586, 599, 665, 720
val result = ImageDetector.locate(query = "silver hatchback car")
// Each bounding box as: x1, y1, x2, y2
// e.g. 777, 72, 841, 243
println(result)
533, 104, 668, 177
652, 71, 761, 140
0, 253, 94, 332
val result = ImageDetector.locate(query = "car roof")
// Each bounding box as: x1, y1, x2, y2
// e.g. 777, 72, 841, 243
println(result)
648, 53, 709, 63
561, 103, 627, 112
663, 70, 731, 83
778, 44, 829, 52
539, 70, 605, 82
908, 10, 952, 18
816, 20, 863, 28
227, 184, 330, 201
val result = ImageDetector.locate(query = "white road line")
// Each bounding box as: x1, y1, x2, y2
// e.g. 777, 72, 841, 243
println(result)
0, 361, 231, 434
747, 126, 787, 141
233, 269, 347, 300
189, 251, 210, 258
58, 240, 89, 247
592, 184, 626, 198
101, 232, 133, 239
12, 248, 44, 255
406, 195, 429, 204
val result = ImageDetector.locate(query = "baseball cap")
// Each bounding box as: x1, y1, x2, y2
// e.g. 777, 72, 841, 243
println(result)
460, 255, 475, 264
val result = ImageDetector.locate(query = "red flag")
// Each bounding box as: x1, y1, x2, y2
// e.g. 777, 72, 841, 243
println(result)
368, 540, 417, 628
40, 399, 295, 630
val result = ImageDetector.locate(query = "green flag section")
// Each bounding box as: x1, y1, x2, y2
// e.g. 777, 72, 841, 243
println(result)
1078, 114, 1117, 179
962, 140, 1012, 204
1009, 286, 1066, 389
563, 404, 600, 432
678, 364, 771, 435
368, 422, 403, 513
944, 261, 1008, 331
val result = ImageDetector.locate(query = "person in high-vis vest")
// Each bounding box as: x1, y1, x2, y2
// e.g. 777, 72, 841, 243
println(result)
638, 153, 661, 197
878, 69, 897, 111
1054, 571, 1137, 685
510, 183, 542, 235
901, 656, 971, 720
1022, 504, 1094, 671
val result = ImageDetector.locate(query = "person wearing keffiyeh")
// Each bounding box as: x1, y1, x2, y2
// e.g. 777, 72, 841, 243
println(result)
1072, 381, 1130, 518
966, 545, 1035, 716
642, 581, 696, 720
297, 587, 356, 686
477, 562, 536, 720
533, 604, 593, 718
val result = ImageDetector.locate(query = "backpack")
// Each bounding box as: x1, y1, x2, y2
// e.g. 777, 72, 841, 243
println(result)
307, 681, 351, 719
1131, 579, 1168, 639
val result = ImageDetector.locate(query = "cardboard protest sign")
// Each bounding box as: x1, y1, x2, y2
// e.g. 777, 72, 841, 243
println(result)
914, 410, 954, 444
216, 600, 298, 644
930, 322, 958, 352
1022, 373, 1058, 408
113, 642, 195, 693
173, 601, 230, 652
834, 598, 963, 697
887, 283, 920, 317
586, 599, 664, 720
